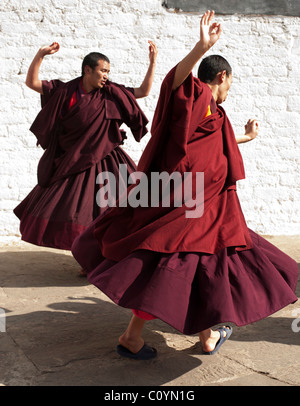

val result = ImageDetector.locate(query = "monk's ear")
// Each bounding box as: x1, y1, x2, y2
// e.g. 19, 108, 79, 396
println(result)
84, 65, 91, 76
218, 70, 227, 84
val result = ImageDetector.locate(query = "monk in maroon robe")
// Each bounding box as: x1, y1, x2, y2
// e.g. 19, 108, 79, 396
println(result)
72, 11, 298, 359
14, 41, 157, 251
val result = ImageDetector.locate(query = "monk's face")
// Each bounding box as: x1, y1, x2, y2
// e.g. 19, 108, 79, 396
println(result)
85, 59, 110, 90
216, 73, 232, 104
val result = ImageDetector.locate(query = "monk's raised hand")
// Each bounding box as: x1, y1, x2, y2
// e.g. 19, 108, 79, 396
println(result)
148, 40, 158, 65
40, 42, 60, 56
200, 10, 222, 51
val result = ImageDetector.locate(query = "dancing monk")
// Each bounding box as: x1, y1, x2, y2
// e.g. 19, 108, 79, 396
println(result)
72, 12, 298, 359
14, 41, 157, 250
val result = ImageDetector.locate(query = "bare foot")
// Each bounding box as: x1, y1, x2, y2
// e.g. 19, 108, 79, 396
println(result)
199, 326, 229, 353
118, 315, 147, 354
118, 333, 145, 354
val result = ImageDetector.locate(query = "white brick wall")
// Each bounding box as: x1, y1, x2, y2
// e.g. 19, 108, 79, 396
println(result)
1, 0, 299, 241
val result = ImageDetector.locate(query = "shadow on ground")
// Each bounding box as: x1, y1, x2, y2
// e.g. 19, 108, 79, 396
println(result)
0, 248, 299, 386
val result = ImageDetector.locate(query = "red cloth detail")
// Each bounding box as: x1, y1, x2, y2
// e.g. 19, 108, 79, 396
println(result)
132, 309, 156, 321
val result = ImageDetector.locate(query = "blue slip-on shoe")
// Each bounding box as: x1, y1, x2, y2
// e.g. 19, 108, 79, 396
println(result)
203, 326, 233, 355
116, 344, 157, 360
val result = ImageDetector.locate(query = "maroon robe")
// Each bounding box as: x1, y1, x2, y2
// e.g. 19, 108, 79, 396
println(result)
14, 78, 148, 250
71, 67, 298, 334
92, 66, 252, 260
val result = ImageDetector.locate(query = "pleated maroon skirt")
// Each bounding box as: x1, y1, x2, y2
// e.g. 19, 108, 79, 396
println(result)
14, 147, 136, 250
72, 226, 299, 335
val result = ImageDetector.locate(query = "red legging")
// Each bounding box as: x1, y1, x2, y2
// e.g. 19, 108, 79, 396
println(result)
132, 309, 156, 320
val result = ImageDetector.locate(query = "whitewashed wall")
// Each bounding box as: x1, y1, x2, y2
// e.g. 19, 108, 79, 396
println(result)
0, 0, 299, 242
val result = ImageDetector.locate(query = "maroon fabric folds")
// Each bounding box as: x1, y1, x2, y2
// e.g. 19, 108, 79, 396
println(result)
93, 66, 253, 260
73, 229, 298, 335
14, 78, 148, 250
30, 78, 148, 188
71, 66, 298, 334
14, 147, 137, 250
138, 66, 244, 182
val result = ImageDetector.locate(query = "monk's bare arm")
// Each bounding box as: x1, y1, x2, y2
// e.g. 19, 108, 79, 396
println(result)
172, 41, 209, 91
236, 119, 259, 144
25, 42, 60, 94
134, 41, 157, 99
172, 10, 222, 90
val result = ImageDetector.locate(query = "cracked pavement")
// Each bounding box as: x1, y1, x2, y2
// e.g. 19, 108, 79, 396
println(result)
0, 236, 299, 386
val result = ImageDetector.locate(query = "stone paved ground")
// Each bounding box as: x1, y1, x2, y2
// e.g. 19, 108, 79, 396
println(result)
0, 236, 299, 387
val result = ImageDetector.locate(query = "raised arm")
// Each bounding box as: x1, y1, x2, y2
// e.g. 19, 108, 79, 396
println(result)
172, 10, 222, 90
236, 119, 259, 144
25, 42, 60, 94
134, 41, 158, 99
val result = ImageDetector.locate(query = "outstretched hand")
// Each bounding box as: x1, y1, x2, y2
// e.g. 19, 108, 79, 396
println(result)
245, 119, 259, 140
40, 42, 60, 57
148, 40, 158, 65
200, 10, 222, 51
133, 41, 157, 99
236, 119, 259, 144
172, 10, 221, 90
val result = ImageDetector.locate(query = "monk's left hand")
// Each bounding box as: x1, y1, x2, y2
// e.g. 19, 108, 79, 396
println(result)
244, 119, 259, 141
148, 40, 158, 65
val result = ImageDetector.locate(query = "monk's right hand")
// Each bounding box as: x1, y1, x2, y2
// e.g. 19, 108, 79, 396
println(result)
39, 42, 60, 56
199, 10, 222, 51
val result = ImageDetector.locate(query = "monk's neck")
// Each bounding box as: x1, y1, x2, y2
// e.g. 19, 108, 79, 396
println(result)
82, 77, 97, 94
206, 83, 218, 103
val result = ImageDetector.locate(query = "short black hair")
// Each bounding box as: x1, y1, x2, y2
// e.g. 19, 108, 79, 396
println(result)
81, 52, 110, 76
198, 55, 232, 83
